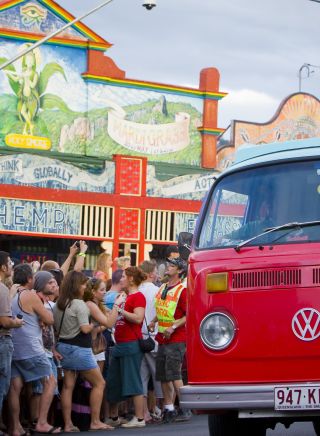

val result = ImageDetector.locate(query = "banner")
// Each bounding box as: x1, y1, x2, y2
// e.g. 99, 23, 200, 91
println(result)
108, 107, 190, 155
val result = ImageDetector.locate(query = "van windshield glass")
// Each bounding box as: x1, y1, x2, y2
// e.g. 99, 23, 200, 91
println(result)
197, 159, 320, 249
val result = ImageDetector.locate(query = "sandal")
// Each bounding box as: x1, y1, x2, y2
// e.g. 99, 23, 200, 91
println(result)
63, 426, 80, 433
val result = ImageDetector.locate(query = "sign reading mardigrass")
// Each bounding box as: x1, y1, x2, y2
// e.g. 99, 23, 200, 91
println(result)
108, 103, 191, 155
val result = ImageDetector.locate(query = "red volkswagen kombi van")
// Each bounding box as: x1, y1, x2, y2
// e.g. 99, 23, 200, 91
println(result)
180, 138, 320, 435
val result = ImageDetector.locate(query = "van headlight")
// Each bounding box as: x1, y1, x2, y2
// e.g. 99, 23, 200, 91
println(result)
200, 312, 235, 350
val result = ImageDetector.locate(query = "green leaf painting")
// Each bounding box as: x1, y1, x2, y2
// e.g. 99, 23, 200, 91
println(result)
0, 45, 70, 136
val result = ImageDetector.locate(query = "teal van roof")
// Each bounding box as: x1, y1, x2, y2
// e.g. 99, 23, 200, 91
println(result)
234, 138, 320, 167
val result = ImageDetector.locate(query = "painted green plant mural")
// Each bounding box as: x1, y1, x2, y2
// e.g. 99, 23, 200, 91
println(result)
0, 44, 69, 136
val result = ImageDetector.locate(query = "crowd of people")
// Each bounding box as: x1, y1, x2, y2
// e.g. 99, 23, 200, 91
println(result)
0, 243, 190, 435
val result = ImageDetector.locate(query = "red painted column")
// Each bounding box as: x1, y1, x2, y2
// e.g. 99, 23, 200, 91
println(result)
85, 49, 126, 79
113, 155, 147, 265
200, 68, 221, 169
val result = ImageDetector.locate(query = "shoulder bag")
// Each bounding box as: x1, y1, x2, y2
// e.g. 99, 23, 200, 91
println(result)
92, 328, 107, 354
138, 318, 156, 353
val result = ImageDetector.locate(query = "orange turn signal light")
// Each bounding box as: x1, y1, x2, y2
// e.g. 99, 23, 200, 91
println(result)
206, 272, 228, 293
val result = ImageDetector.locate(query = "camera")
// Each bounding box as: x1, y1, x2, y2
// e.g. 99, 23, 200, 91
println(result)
142, 0, 156, 10
75, 241, 80, 248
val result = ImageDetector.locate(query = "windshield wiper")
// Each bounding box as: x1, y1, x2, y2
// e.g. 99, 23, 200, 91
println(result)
234, 221, 320, 252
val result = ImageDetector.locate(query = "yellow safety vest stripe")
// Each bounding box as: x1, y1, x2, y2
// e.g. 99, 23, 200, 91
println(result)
155, 283, 184, 332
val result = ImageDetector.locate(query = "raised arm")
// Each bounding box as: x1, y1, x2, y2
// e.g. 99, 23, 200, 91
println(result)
73, 240, 88, 272
60, 242, 79, 276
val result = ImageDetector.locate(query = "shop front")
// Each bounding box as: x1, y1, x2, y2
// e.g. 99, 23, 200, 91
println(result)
0, 0, 226, 267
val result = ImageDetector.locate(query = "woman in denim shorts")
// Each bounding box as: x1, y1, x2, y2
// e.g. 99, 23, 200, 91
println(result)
54, 271, 114, 432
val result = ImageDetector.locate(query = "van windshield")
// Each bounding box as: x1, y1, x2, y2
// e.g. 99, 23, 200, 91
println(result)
197, 159, 320, 249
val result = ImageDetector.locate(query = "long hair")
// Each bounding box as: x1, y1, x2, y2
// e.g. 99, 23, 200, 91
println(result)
94, 253, 111, 279
83, 277, 106, 315
57, 270, 88, 310
125, 266, 147, 287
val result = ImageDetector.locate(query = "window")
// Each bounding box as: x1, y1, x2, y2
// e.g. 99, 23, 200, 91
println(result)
197, 159, 320, 249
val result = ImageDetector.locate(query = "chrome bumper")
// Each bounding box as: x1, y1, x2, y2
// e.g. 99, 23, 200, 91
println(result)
179, 384, 278, 410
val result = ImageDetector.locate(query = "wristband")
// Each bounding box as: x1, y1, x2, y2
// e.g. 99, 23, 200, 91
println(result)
78, 252, 86, 258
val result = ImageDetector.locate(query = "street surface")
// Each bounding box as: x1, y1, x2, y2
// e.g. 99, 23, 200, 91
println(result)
73, 415, 318, 435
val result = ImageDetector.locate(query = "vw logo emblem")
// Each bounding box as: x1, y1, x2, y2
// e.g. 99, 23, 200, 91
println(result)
292, 308, 320, 342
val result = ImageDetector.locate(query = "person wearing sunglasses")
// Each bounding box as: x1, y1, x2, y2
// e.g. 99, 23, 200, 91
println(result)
148, 257, 190, 424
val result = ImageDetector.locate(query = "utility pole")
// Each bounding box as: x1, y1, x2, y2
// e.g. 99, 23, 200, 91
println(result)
0, 0, 114, 71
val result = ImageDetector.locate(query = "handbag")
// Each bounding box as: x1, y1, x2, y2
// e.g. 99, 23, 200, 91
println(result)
138, 318, 155, 353
139, 335, 155, 353
92, 330, 107, 355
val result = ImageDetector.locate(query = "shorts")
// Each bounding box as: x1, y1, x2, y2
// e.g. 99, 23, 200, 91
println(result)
0, 336, 13, 410
156, 342, 186, 382
56, 342, 97, 371
94, 351, 106, 362
140, 352, 163, 398
32, 356, 59, 395
106, 341, 143, 403
11, 354, 53, 383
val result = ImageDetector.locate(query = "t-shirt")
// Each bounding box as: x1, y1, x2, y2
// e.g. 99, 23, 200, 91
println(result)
138, 282, 159, 337
43, 301, 55, 358
104, 290, 118, 310
156, 287, 187, 345
114, 292, 146, 343
53, 299, 90, 339
0, 281, 12, 337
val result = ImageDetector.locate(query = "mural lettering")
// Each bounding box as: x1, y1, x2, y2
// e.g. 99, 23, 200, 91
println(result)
0, 199, 81, 235
108, 109, 190, 155
33, 166, 73, 183
0, 158, 22, 175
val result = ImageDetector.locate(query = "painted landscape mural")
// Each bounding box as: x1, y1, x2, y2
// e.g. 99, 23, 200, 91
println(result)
0, 0, 204, 167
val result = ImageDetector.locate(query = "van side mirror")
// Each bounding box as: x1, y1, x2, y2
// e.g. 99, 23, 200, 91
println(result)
178, 232, 193, 261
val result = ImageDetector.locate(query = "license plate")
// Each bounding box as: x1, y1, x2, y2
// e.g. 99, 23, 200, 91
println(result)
275, 385, 320, 410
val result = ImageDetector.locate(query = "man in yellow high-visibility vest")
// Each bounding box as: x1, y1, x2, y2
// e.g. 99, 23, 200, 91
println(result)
148, 257, 190, 423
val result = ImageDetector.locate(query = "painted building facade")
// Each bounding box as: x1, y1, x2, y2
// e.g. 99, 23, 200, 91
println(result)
0, 0, 226, 266
217, 92, 320, 170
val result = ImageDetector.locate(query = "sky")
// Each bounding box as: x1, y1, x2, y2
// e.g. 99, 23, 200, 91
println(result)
57, 0, 320, 135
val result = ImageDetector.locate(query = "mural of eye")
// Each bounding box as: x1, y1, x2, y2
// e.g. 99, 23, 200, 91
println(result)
20, 2, 47, 28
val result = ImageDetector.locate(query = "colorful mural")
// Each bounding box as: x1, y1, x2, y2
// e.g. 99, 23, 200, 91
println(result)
147, 166, 219, 200
0, 154, 115, 192
233, 93, 320, 147
0, 0, 84, 39
0, 152, 215, 200
0, 40, 204, 165
216, 93, 320, 170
